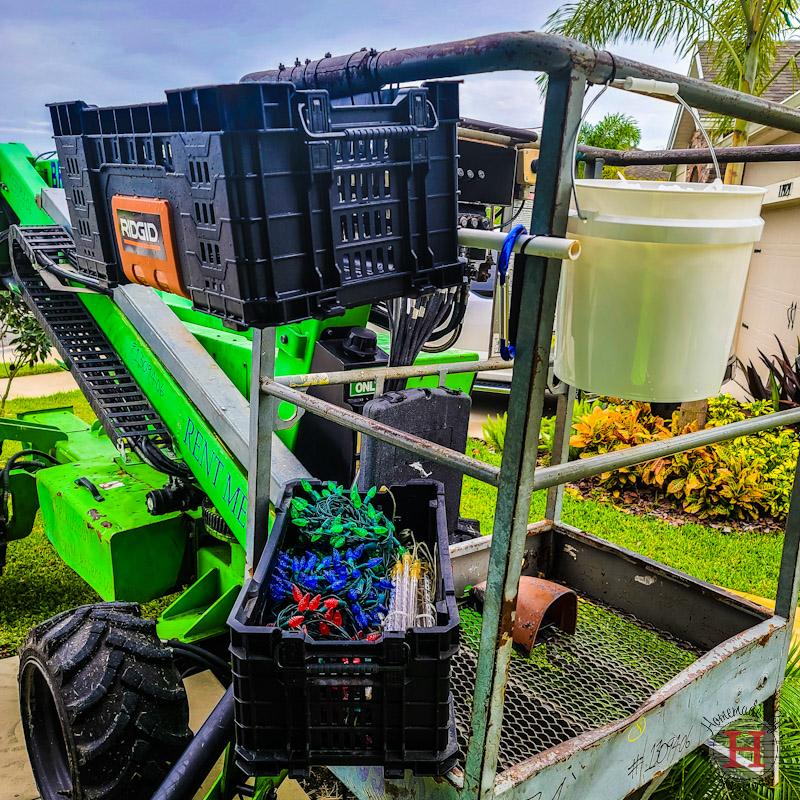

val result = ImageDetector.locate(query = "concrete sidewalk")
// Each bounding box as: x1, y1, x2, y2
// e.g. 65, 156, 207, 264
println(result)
0, 656, 310, 800
0, 371, 77, 402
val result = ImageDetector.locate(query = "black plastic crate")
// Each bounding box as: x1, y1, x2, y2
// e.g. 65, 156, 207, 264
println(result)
228, 480, 459, 777
48, 82, 464, 327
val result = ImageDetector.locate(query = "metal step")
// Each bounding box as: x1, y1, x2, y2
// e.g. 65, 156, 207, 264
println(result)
8, 225, 170, 448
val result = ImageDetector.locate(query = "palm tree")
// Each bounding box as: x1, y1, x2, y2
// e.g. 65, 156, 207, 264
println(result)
547, 0, 800, 184
578, 112, 642, 177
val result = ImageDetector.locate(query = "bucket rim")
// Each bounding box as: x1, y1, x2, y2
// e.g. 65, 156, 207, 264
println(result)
573, 178, 766, 197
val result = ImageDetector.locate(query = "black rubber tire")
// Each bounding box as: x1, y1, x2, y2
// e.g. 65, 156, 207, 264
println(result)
19, 602, 193, 800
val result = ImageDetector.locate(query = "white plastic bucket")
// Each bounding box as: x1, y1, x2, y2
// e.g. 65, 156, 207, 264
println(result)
553, 179, 765, 402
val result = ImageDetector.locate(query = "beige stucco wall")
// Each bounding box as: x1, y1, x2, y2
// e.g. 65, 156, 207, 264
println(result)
735, 201, 800, 382
742, 130, 800, 185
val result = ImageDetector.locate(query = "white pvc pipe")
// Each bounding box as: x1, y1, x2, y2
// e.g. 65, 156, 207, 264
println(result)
458, 227, 581, 261
613, 77, 680, 97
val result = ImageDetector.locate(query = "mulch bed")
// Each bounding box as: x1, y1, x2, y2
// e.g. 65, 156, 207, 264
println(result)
567, 479, 784, 535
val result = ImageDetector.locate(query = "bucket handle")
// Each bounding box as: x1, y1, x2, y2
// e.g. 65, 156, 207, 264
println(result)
570, 76, 722, 220
612, 77, 721, 182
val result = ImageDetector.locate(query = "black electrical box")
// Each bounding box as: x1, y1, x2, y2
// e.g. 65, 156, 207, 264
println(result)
294, 328, 388, 484
457, 138, 517, 206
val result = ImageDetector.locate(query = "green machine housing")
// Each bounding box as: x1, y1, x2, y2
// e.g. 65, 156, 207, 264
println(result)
0, 141, 478, 644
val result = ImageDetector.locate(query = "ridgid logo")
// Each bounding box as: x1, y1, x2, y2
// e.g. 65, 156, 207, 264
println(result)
119, 218, 159, 243
115, 210, 167, 261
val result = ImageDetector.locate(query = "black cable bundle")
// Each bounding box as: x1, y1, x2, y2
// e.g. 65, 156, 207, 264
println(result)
377, 284, 470, 392
133, 437, 192, 480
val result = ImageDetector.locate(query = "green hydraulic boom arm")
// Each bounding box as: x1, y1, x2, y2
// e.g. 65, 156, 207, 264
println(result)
0, 142, 478, 646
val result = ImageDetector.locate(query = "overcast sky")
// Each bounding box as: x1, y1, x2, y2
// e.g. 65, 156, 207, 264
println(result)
1, 1, 688, 156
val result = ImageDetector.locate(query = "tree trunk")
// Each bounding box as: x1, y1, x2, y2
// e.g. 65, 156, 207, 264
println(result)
723, 122, 749, 184
724, 39, 759, 185
680, 37, 759, 427
0, 363, 20, 417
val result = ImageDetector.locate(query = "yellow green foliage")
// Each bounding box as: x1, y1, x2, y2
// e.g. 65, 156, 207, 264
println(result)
570, 396, 799, 522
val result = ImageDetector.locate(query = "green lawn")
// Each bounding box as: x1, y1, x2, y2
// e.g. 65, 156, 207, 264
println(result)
0, 392, 785, 655
462, 439, 783, 600
0, 361, 66, 378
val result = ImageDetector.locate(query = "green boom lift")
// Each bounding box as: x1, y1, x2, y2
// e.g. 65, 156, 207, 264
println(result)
0, 141, 478, 799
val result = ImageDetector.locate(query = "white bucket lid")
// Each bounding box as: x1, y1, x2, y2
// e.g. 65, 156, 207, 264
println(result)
570, 179, 765, 245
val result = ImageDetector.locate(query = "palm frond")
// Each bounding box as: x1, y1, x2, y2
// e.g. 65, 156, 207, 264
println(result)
545, 0, 713, 57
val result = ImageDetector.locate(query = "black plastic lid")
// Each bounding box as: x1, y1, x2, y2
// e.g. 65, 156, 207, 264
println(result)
343, 327, 378, 359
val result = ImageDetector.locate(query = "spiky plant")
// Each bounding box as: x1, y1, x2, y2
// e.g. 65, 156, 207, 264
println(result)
737, 336, 800, 411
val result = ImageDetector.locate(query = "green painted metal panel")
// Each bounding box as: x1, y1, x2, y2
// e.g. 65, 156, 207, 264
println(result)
161, 293, 371, 449
78, 292, 251, 545
0, 142, 53, 272
157, 541, 246, 642
0, 143, 52, 227
0, 416, 67, 454
4, 471, 39, 541
15, 407, 119, 463
36, 458, 188, 601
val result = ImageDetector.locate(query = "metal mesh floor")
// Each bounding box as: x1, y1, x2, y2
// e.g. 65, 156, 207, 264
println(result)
452, 598, 700, 772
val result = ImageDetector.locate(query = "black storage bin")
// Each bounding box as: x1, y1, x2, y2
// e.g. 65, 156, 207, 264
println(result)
48, 81, 464, 327
228, 480, 459, 777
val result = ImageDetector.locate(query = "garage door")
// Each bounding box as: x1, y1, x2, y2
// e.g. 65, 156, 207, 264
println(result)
735, 202, 800, 380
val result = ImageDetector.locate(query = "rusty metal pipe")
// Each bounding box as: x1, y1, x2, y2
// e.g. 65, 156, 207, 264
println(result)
460, 117, 539, 144
577, 142, 800, 167
533, 406, 800, 491
241, 32, 800, 134
274, 356, 511, 388
262, 378, 501, 485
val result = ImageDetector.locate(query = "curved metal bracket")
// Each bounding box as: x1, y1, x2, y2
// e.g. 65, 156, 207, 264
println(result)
472, 576, 577, 653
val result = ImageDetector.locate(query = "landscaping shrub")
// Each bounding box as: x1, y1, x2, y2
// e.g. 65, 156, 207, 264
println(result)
483, 412, 557, 461
482, 396, 599, 463
571, 395, 798, 522
481, 394, 797, 522
737, 335, 800, 411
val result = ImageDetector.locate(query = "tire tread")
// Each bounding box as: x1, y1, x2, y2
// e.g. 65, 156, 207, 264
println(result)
20, 602, 192, 800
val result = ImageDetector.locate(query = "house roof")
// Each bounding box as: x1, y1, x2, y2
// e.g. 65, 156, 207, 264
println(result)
699, 41, 800, 103
667, 40, 800, 149
623, 163, 671, 181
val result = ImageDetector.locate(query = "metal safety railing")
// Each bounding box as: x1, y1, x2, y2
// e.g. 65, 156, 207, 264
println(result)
204, 29, 800, 800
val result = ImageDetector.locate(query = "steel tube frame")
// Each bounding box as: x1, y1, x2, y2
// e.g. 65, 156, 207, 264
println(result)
262, 378, 500, 485
577, 141, 800, 167
535, 405, 800, 491
459, 117, 539, 144
271, 374, 800, 497
241, 32, 800, 136
462, 68, 584, 800
232, 28, 800, 800
246, 328, 277, 570
276, 357, 513, 388
151, 686, 235, 800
